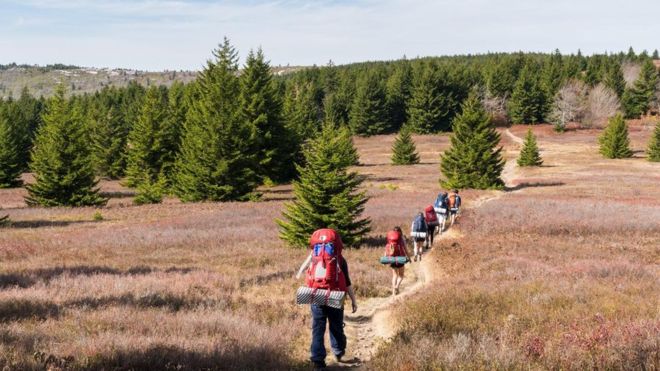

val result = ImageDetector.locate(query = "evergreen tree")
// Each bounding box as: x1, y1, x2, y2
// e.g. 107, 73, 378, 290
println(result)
161, 81, 187, 182
334, 124, 360, 168
174, 38, 258, 202
25, 86, 106, 207
0, 105, 23, 187
599, 114, 633, 159
407, 64, 454, 133
349, 70, 388, 136
541, 49, 564, 97
125, 86, 169, 187
277, 124, 371, 248
653, 49, 659, 60
14, 87, 43, 170
441, 94, 504, 189
134, 173, 166, 205
603, 61, 626, 98
622, 59, 658, 118
391, 126, 420, 165
517, 128, 543, 166
508, 63, 548, 124
239, 48, 295, 183
386, 62, 412, 131
647, 119, 660, 162
284, 81, 322, 140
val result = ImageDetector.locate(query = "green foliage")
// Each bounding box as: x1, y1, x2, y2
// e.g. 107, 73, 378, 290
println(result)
441, 94, 504, 189
134, 174, 166, 205
161, 81, 187, 181
349, 70, 389, 136
508, 63, 548, 124
646, 120, 660, 162
277, 124, 371, 248
406, 64, 456, 133
174, 38, 258, 202
391, 127, 420, 165
125, 86, 169, 187
25, 86, 106, 207
517, 129, 543, 166
93, 211, 104, 221
603, 61, 626, 98
540, 49, 565, 97
386, 62, 412, 131
622, 60, 658, 119
599, 114, 633, 159
90, 103, 126, 179
0, 104, 23, 187
239, 48, 296, 183
333, 124, 360, 168
284, 81, 321, 140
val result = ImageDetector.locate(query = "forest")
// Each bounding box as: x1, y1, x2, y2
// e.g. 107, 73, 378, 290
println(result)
1, 41, 659, 206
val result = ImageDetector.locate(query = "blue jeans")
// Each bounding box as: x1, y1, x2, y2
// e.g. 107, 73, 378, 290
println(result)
310, 304, 346, 362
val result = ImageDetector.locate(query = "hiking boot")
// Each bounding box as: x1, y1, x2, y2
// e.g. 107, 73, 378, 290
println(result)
312, 360, 326, 370
335, 351, 345, 362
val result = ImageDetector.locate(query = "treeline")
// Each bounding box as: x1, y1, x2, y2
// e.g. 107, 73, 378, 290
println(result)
1, 43, 659, 205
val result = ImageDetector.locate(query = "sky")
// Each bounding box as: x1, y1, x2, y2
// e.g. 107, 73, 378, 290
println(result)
1, 0, 660, 71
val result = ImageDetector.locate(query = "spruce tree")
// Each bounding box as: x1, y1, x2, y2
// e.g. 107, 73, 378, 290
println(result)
25, 86, 106, 207
284, 81, 322, 141
0, 105, 23, 187
407, 64, 454, 133
134, 173, 166, 205
391, 126, 420, 165
14, 88, 43, 170
174, 38, 258, 202
125, 86, 168, 187
508, 63, 548, 124
334, 125, 360, 168
441, 94, 504, 189
90, 104, 126, 179
277, 124, 371, 248
622, 60, 658, 118
647, 119, 660, 162
517, 129, 543, 166
541, 49, 564, 98
603, 61, 626, 98
599, 114, 633, 159
239, 48, 295, 183
161, 81, 187, 182
386, 62, 412, 131
349, 70, 389, 136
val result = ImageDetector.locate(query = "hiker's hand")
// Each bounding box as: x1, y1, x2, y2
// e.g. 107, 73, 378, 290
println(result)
351, 301, 358, 313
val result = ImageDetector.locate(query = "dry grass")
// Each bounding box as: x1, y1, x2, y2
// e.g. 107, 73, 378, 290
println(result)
369, 123, 659, 370
1, 125, 658, 369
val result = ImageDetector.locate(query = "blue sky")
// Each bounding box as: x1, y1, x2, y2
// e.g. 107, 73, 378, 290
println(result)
1, 0, 659, 71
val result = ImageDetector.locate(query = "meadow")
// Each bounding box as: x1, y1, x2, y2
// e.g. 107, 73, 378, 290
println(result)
1, 122, 658, 370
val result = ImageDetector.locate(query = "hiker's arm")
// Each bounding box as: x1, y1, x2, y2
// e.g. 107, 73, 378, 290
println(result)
295, 252, 312, 279
347, 286, 357, 313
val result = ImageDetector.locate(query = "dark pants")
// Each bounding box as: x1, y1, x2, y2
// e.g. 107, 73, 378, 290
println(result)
310, 304, 346, 362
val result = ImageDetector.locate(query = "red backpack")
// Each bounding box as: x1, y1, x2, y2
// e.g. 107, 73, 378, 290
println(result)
424, 205, 438, 224
385, 230, 405, 257
305, 229, 347, 292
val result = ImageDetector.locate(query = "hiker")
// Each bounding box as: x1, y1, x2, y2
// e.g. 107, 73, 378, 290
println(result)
295, 228, 358, 369
424, 205, 439, 247
410, 212, 428, 261
448, 189, 462, 226
434, 191, 449, 232
384, 226, 411, 295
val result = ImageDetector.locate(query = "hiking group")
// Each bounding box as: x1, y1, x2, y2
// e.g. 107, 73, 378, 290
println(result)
295, 190, 462, 369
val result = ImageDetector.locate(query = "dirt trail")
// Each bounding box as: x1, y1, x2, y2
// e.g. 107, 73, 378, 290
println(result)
328, 130, 523, 368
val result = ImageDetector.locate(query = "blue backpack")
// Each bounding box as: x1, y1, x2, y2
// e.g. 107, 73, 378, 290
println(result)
412, 214, 426, 232
434, 194, 447, 208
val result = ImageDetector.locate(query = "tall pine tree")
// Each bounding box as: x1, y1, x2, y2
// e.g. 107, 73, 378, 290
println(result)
407, 64, 454, 133
508, 63, 548, 124
161, 81, 187, 182
26, 86, 106, 206
647, 119, 660, 162
622, 59, 658, 118
517, 129, 543, 166
239, 48, 296, 183
174, 38, 258, 202
386, 62, 412, 131
599, 114, 633, 159
391, 126, 420, 165
349, 70, 389, 136
277, 124, 370, 248
125, 86, 169, 187
0, 104, 23, 187
441, 94, 504, 189
603, 61, 626, 98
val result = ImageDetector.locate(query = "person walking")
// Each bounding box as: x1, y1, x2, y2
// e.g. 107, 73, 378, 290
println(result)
410, 212, 428, 261
448, 189, 462, 226
384, 226, 411, 295
295, 228, 358, 369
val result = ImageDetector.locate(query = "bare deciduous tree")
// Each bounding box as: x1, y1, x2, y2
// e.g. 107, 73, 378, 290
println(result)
550, 79, 587, 131
584, 84, 621, 128
481, 90, 509, 126
622, 62, 641, 88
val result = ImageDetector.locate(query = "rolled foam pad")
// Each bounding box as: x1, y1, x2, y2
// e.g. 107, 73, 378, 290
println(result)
410, 232, 427, 239
296, 287, 346, 309
380, 256, 409, 265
